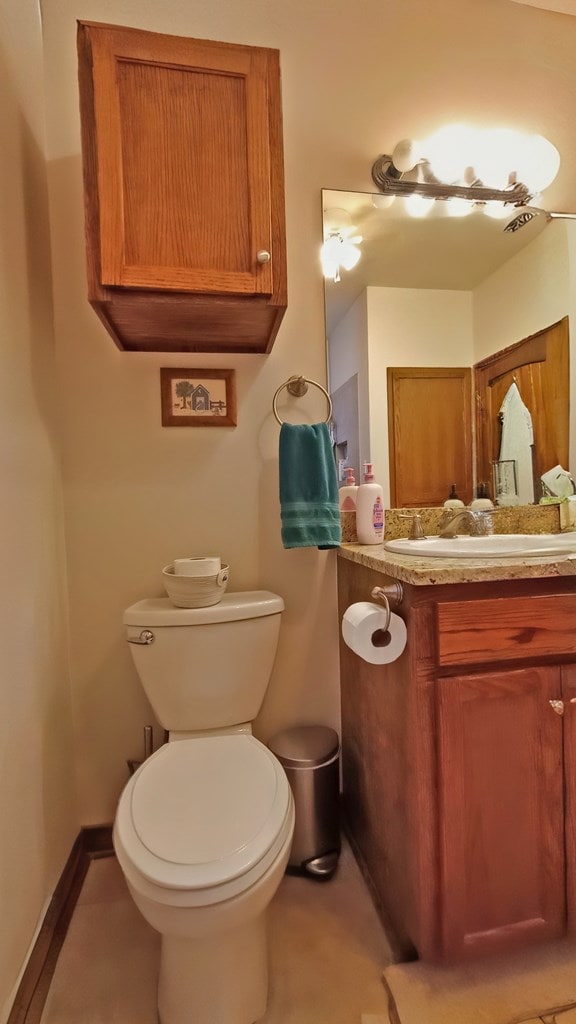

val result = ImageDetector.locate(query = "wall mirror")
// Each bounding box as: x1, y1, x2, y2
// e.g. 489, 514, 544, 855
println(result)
323, 187, 575, 508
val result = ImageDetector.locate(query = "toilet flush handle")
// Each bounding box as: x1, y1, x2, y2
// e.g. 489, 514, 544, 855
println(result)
127, 630, 155, 645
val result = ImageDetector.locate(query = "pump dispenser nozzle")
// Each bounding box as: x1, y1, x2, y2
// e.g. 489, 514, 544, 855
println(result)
363, 462, 375, 482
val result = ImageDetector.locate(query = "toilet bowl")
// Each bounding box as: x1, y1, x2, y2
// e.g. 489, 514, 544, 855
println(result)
114, 733, 294, 1024
114, 591, 293, 1024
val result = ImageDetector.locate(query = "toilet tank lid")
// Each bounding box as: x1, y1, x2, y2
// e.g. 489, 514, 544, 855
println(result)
124, 590, 284, 626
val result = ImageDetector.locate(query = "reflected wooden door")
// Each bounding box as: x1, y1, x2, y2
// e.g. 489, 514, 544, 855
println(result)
387, 367, 473, 507
474, 318, 569, 499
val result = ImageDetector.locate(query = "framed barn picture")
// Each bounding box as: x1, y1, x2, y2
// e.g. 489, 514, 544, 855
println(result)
160, 368, 237, 427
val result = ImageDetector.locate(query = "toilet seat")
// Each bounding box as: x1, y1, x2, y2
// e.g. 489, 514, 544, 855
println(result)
114, 734, 293, 907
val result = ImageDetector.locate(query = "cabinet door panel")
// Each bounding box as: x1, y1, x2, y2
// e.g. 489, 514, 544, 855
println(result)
89, 26, 274, 294
437, 666, 565, 959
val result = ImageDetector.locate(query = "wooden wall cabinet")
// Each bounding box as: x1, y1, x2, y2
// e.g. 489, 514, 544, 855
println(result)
337, 559, 576, 963
77, 22, 287, 353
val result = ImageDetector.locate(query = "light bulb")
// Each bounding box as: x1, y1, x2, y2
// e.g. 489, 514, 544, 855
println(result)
392, 138, 421, 173
320, 232, 361, 280
371, 194, 395, 210
473, 128, 519, 189
482, 201, 513, 220
446, 198, 474, 218
514, 134, 560, 193
339, 243, 361, 272
404, 194, 434, 218
424, 125, 476, 184
320, 235, 342, 279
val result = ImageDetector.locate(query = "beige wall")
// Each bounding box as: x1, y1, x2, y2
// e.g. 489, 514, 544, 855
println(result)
0, 0, 77, 1017
473, 222, 571, 363
38, 0, 576, 825
328, 292, 371, 479
367, 288, 474, 504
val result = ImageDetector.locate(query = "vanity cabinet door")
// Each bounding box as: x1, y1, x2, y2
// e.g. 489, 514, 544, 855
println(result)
562, 664, 576, 932
436, 666, 565, 960
77, 22, 287, 353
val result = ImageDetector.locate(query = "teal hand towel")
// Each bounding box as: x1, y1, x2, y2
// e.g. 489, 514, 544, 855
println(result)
279, 422, 342, 549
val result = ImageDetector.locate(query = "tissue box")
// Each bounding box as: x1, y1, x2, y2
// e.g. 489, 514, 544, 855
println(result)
560, 498, 576, 531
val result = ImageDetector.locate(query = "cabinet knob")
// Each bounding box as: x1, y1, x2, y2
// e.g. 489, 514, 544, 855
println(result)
549, 699, 565, 716
256, 249, 271, 264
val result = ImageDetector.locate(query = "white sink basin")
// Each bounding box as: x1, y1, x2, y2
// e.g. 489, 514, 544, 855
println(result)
384, 533, 576, 559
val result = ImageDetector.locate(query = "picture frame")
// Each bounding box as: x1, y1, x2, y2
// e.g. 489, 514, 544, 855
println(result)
160, 368, 237, 427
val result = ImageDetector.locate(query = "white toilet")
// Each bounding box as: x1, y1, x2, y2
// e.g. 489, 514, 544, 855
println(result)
113, 591, 295, 1024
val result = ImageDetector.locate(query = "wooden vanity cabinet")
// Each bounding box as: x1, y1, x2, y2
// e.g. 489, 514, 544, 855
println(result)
77, 22, 286, 353
337, 558, 576, 963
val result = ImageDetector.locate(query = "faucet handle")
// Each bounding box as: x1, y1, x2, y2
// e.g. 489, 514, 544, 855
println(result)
399, 513, 426, 540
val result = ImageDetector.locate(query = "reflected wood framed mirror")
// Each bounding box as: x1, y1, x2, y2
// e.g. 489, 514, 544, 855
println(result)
323, 187, 573, 508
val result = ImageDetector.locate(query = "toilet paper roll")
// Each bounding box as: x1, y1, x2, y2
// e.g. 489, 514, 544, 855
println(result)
341, 602, 407, 665
173, 556, 221, 577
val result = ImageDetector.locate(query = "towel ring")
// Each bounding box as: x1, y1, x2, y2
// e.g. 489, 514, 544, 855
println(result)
272, 375, 333, 425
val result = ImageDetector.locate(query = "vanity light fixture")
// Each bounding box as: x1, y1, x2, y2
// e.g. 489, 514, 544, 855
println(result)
321, 208, 363, 281
371, 126, 561, 219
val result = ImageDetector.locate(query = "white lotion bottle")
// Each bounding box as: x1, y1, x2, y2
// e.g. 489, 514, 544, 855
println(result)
356, 463, 384, 544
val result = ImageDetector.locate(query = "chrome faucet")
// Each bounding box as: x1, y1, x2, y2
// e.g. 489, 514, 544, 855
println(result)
438, 508, 493, 538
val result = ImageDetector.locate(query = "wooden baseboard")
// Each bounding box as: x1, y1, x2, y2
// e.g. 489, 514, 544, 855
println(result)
7, 825, 113, 1024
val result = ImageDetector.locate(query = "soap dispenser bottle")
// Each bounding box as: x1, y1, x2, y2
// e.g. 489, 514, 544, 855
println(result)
356, 463, 384, 544
470, 482, 494, 511
444, 484, 465, 509
338, 467, 358, 511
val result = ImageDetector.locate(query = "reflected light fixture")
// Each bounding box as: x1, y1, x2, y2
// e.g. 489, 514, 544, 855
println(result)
321, 208, 363, 282
371, 126, 561, 220
504, 206, 576, 233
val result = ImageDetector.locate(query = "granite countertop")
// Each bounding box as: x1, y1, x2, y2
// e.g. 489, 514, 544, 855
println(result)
337, 542, 576, 586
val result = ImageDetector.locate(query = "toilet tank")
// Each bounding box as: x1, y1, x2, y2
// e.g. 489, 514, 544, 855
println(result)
124, 591, 284, 731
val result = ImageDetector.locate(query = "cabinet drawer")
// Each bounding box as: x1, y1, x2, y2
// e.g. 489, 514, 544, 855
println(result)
437, 594, 576, 667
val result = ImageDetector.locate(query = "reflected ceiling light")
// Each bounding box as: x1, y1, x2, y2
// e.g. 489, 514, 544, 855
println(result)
483, 201, 514, 220
404, 193, 434, 218
321, 208, 363, 282
403, 164, 434, 218
446, 197, 475, 218
371, 193, 395, 210
372, 126, 560, 216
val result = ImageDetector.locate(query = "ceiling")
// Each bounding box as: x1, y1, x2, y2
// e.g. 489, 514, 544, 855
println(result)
322, 188, 551, 334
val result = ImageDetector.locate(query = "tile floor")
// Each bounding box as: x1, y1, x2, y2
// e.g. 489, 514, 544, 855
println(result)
39, 840, 393, 1024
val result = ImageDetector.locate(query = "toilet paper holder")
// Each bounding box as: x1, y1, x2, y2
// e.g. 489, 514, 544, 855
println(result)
370, 582, 404, 632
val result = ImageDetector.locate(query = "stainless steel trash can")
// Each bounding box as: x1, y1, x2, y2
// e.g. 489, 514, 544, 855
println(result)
269, 724, 340, 879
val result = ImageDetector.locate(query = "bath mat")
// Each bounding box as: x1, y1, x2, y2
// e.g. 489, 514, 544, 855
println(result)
382, 939, 576, 1024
